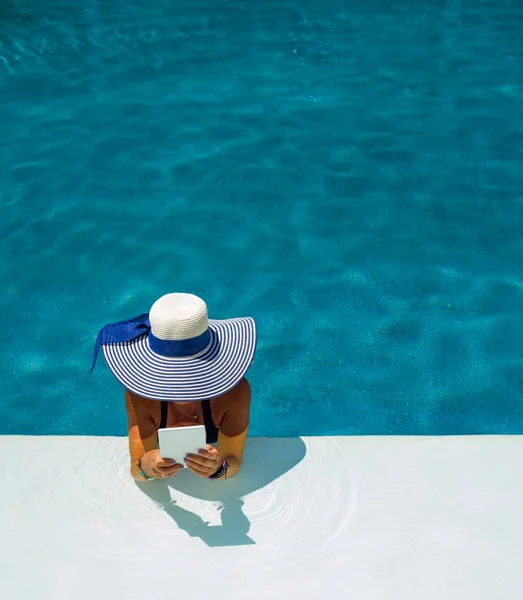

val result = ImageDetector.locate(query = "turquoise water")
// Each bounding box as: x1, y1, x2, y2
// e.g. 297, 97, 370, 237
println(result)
1, 0, 523, 436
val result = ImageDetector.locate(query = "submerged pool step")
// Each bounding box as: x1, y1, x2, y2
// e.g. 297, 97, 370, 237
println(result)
1, 435, 522, 599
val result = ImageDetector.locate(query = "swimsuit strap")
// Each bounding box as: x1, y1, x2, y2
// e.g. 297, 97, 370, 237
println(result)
158, 400, 218, 444
160, 401, 168, 429
202, 400, 219, 444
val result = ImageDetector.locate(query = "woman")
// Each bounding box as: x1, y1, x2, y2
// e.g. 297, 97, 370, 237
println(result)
92, 292, 257, 482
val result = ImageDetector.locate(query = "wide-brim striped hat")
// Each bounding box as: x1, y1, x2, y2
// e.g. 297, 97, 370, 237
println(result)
91, 293, 256, 401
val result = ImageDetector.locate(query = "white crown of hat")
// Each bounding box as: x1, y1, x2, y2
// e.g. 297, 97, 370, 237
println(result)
149, 293, 208, 341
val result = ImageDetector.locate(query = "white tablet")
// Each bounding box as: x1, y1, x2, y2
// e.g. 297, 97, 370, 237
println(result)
158, 425, 207, 466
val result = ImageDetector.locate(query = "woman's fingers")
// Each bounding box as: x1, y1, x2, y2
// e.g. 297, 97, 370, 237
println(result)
139, 450, 181, 479
163, 464, 183, 473
187, 447, 219, 463
157, 458, 177, 466
184, 454, 207, 467
184, 452, 221, 477
187, 465, 210, 478
185, 460, 215, 478
155, 462, 183, 478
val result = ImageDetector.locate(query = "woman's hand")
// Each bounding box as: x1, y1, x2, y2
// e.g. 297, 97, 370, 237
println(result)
184, 444, 223, 478
141, 449, 183, 479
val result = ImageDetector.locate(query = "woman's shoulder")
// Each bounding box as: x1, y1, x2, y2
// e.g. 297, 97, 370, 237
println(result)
210, 378, 251, 436
125, 389, 158, 414
211, 377, 251, 409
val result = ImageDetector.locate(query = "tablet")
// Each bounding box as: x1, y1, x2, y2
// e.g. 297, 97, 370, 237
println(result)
158, 425, 207, 466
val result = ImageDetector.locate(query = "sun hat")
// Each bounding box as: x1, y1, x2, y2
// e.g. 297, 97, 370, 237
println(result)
91, 293, 257, 402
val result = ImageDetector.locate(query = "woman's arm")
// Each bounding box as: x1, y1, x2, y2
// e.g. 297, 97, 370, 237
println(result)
126, 390, 155, 480
185, 378, 251, 479
215, 377, 251, 478
125, 390, 180, 481
215, 426, 249, 478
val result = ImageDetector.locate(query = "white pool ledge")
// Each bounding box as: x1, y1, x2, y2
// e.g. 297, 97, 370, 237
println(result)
2, 435, 523, 599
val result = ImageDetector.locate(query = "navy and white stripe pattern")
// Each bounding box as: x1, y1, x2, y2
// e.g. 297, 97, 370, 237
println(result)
103, 317, 256, 401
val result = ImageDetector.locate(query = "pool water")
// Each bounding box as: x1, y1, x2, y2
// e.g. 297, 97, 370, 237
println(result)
1, 0, 523, 437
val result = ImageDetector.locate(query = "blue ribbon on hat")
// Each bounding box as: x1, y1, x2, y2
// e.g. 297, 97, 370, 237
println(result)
91, 313, 211, 373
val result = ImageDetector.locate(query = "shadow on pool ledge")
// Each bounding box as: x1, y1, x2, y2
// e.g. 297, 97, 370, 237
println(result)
135, 437, 307, 547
